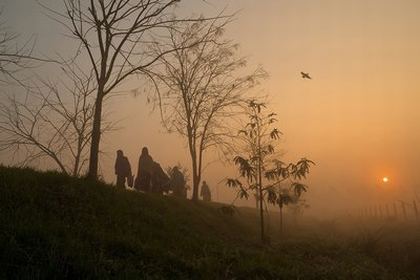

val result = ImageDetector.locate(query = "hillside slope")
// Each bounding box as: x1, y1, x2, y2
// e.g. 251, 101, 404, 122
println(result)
0, 166, 410, 279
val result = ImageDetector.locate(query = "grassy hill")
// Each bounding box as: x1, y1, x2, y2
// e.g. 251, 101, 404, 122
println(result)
0, 166, 417, 279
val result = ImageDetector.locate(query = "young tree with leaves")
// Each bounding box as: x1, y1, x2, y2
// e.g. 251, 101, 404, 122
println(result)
226, 100, 314, 242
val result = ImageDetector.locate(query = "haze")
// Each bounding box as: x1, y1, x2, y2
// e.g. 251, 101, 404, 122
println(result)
1, 0, 419, 217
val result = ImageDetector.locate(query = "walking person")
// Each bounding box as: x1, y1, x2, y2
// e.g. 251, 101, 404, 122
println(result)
115, 150, 132, 189
171, 166, 186, 198
134, 147, 154, 192
200, 180, 212, 202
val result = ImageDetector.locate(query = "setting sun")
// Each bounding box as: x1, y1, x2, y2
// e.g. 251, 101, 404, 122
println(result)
382, 177, 389, 183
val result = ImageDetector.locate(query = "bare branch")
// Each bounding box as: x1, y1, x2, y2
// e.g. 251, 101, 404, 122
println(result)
149, 17, 266, 200
40, 0, 231, 178
0, 61, 114, 176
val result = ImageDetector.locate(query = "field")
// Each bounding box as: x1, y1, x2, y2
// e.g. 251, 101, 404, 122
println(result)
0, 166, 419, 279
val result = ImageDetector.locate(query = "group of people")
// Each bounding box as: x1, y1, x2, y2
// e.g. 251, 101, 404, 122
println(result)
114, 147, 211, 201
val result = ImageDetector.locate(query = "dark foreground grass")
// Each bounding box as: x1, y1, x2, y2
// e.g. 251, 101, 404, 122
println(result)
0, 166, 416, 279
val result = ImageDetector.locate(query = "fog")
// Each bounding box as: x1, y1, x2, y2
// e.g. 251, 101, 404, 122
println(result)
1, 0, 419, 219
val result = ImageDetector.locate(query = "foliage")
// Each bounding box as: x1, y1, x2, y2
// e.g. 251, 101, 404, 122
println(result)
227, 100, 314, 240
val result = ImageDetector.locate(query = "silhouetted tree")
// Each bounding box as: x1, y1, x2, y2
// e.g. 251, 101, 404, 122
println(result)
226, 100, 314, 242
0, 63, 111, 176
0, 10, 40, 86
151, 19, 266, 200
43, 0, 221, 179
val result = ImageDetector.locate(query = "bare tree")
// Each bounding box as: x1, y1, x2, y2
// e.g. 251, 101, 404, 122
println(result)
226, 100, 314, 242
0, 10, 37, 86
43, 0, 214, 179
0, 63, 104, 176
150, 19, 266, 201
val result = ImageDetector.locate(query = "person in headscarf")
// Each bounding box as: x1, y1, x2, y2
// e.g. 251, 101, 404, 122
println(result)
170, 166, 186, 198
114, 150, 132, 189
150, 161, 170, 194
200, 180, 211, 202
134, 147, 154, 192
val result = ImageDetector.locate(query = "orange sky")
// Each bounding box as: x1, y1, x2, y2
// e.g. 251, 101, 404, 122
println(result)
2, 0, 420, 216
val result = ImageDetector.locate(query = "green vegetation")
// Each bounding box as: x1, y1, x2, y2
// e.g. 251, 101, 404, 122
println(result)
227, 100, 314, 241
0, 166, 418, 279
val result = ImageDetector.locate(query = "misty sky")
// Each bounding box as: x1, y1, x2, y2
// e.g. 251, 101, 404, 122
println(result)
2, 0, 420, 216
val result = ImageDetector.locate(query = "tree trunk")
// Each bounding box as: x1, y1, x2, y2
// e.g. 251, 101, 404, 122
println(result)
393, 203, 398, 219
192, 165, 201, 201
414, 200, 419, 221
73, 142, 81, 177
279, 203, 283, 235
87, 93, 103, 179
191, 158, 199, 201
258, 155, 264, 241
259, 184, 264, 241
401, 202, 407, 220
192, 175, 199, 201
257, 121, 264, 242
51, 154, 68, 176
72, 157, 79, 177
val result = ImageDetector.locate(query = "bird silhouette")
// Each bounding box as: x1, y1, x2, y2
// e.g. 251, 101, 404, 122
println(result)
301, 72, 312, 79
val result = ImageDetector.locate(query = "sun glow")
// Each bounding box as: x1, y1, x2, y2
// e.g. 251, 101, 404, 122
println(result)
382, 177, 389, 183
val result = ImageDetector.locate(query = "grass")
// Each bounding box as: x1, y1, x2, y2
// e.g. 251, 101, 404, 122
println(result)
0, 166, 418, 279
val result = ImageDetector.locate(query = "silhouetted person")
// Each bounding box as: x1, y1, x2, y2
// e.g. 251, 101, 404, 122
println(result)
114, 150, 132, 189
134, 147, 154, 192
200, 181, 211, 202
171, 166, 186, 198
150, 161, 170, 194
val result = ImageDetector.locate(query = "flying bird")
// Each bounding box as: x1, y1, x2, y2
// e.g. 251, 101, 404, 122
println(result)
301, 72, 312, 79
